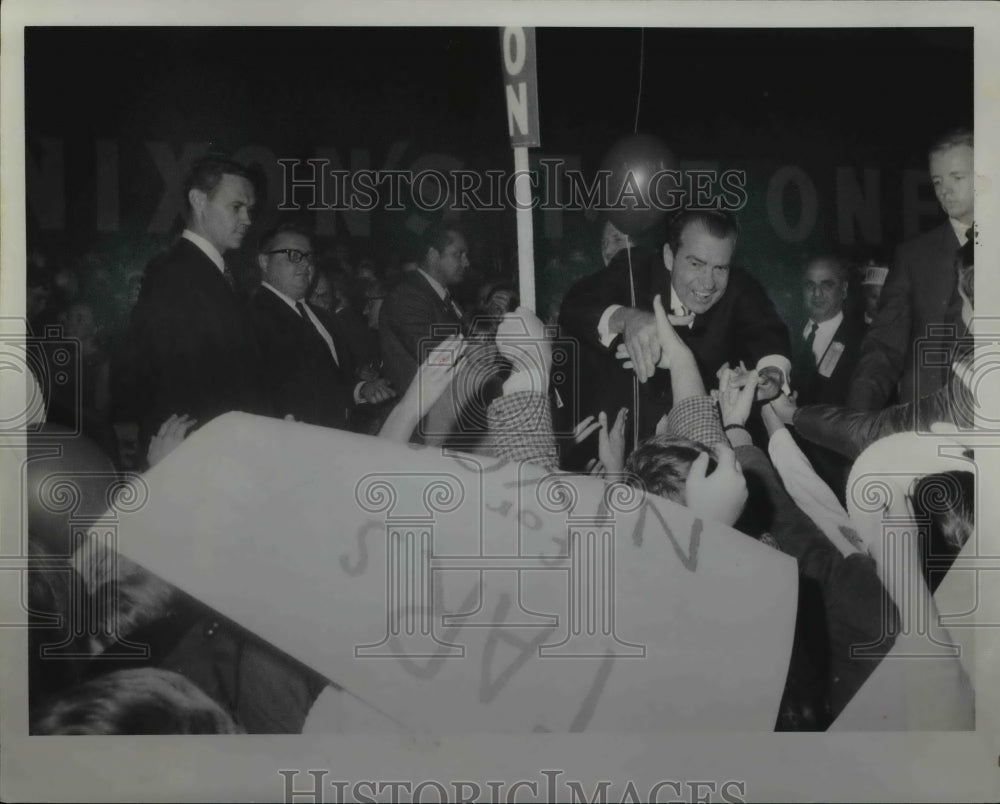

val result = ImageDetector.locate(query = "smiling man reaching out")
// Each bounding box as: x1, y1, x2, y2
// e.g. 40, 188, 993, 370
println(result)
559, 209, 791, 464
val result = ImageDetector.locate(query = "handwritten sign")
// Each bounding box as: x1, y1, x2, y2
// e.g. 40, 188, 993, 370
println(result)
500, 27, 540, 148
109, 413, 797, 732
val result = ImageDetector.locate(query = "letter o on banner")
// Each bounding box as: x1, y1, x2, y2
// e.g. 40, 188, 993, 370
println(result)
766, 165, 818, 243
503, 27, 527, 75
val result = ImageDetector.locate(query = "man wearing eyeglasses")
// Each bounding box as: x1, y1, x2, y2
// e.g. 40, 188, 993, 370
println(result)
249, 222, 394, 429
122, 156, 271, 464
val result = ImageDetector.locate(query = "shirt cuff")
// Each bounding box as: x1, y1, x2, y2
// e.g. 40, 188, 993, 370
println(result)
756, 354, 792, 396
354, 381, 366, 404
597, 304, 624, 348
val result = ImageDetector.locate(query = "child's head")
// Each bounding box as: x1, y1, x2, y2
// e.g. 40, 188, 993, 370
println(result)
31, 667, 241, 734
624, 435, 716, 505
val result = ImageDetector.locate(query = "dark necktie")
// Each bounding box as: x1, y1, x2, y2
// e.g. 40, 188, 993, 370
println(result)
443, 291, 461, 320
804, 321, 818, 364
966, 226, 974, 245
222, 265, 237, 291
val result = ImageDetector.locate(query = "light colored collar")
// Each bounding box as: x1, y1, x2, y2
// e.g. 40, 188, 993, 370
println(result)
261, 281, 303, 311
668, 282, 695, 328
182, 229, 226, 273
417, 268, 450, 302
804, 310, 843, 337
949, 217, 972, 246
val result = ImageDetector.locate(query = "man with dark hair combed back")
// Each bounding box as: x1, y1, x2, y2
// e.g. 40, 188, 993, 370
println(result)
379, 223, 470, 396
559, 207, 790, 467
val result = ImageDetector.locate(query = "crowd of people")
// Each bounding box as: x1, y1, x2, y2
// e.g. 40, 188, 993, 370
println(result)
25, 127, 977, 734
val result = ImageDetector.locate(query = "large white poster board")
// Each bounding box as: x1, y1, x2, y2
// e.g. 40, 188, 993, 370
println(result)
108, 412, 797, 733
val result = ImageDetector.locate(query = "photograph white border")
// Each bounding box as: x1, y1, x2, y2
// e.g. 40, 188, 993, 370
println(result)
2, 1, 998, 801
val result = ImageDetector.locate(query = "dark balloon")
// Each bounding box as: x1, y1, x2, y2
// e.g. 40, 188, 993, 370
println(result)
601, 133, 678, 236
27, 424, 118, 554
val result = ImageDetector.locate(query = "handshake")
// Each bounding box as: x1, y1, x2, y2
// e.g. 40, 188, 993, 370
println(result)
615, 295, 790, 401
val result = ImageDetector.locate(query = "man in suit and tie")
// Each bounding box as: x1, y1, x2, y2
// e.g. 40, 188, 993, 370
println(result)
122, 156, 270, 462
792, 256, 864, 406
250, 222, 394, 429
848, 128, 975, 410
379, 222, 468, 395
559, 209, 791, 464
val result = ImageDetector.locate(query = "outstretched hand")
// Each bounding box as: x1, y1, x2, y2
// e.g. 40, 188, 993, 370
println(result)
717, 364, 758, 428
767, 392, 798, 427
147, 414, 197, 468
360, 378, 396, 405
496, 306, 552, 394
615, 297, 694, 375
597, 407, 628, 476
684, 442, 748, 527
411, 334, 466, 410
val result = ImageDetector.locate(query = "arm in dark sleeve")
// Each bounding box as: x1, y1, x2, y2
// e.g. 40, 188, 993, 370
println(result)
730, 269, 792, 367
558, 248, 651, 346
793, 370, 971, 460
734, 444, 829, 561
378, 288, 453, 394
846, 246, 911, 410
796, 548, 896, 718
379, 288, 440, 361
735, 444, 894, 718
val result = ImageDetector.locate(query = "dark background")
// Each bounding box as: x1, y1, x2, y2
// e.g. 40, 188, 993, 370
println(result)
25, 26, 972, 321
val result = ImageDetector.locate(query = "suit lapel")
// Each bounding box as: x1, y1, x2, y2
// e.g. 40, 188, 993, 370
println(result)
413, 272, 461, 324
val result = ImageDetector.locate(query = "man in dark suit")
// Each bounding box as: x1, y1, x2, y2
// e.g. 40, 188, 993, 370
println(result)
789, 255, 866, 501
559, 209, 791, 463
249, 222, 393, 430
122, 156, 270, 461
379, 222, 467, 394
848, 128, 974, 410
792, 256, 865, 406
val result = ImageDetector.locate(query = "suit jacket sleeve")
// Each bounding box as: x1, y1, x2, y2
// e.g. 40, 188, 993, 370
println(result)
847, 244, 911, 410
558, 248, 653, 346
734, 444, 893, 718
728, 269, 792, 368
379, 282, 456, 393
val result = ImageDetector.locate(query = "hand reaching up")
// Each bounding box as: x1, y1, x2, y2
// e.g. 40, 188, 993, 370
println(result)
597, 407, 628, 476
147, 414, 197, 468
684, 442, 748, 527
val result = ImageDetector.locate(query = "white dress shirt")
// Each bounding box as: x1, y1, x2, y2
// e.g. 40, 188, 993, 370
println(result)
803, 310, 844, 367
181, 229, 226, 273
949, 217, 972, 246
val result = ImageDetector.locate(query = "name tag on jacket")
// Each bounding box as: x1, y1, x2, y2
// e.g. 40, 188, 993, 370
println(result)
818, 340, 845, 378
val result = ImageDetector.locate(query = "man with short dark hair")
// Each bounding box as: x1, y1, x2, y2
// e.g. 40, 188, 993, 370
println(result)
249, 222, 393, 429
792, 256, 864, 406
379, 222, 469, 395
848, 128, 974, 409
122, 156, 269, 460
559, 209, 791, 463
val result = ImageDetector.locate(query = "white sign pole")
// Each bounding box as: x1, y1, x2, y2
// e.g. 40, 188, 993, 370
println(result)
513, 145, 536, 311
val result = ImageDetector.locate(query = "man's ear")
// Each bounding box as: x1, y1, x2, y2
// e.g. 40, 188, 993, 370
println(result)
662, 243, 674, 273
257, 253, 269, 275
188, 188, 206, 214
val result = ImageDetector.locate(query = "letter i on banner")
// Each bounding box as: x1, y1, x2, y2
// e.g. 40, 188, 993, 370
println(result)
500, 27, 540, 311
